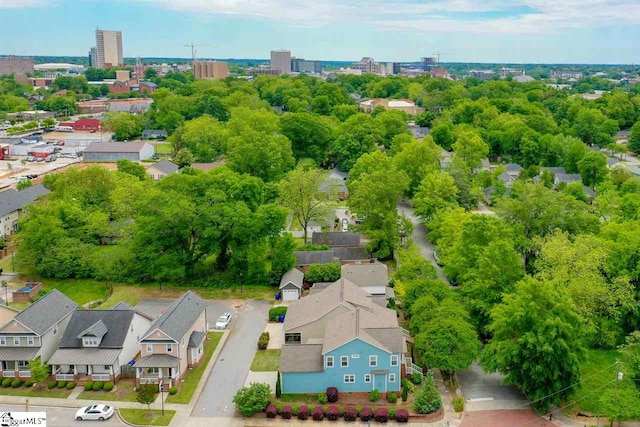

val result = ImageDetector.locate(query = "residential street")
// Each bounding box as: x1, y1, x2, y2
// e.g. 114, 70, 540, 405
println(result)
192, 300, 270, 417
0, 404, 124, 426
397, 201, 450, 284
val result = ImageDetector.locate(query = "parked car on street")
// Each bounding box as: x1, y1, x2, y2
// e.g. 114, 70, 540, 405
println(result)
75, 404, 114, 421
215, 312, 232, 329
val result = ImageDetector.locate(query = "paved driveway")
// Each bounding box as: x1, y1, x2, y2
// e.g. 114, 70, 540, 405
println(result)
191, 300, 270, 417
457, 364, 529, 411
397, 201, 449, 284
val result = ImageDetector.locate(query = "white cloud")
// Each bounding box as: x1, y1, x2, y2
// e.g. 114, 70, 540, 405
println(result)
0, 0, 50, 7
129, 0, 640, 33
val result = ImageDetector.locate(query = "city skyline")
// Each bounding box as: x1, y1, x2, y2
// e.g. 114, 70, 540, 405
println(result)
1, 0, 639, 64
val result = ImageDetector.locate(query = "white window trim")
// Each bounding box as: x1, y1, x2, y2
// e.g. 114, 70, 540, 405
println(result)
13, 337, 19, 345
166, 344, 173, 353
364, 374, 371, 383
369, 355, 377, 367
146, 343, 153, 353
0, 337, 5, 346
27, 337, 34, 346
343, 374, 355, 383
390, 354, 398, 366
340, 356, 349, 367
389, 373, 396, 382
326, 356, 334, 368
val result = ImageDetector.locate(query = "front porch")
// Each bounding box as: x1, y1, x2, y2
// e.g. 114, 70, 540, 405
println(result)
0, 347, 40, 379
1, 361, 31, 379
134, 354, 180, 391
52, 364, 115, 383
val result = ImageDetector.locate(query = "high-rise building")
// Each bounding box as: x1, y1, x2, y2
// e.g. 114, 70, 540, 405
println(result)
385, 62, 401, 75
352, 57, 383, 74
421, 57, 437, 71
0, 56, 34, 76
89, 47, 97, 68
291, 57, 322, 74
95, 29, 124, 69
193, 61, 229, 79
270, 50, 291, 74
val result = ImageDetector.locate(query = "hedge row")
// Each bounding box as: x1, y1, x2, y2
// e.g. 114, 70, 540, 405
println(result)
266, 404, 409, 423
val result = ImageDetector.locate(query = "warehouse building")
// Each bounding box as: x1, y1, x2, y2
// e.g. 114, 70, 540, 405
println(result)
83, 142, 154, 162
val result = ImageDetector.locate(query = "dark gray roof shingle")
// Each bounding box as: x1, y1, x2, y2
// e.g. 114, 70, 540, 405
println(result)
60, 310, 134, 349
77, 320, 108, 339
279, 268, 304, 290
294, 250, 337, 266
280, 344, 323, 373
149, 160, 178, 175
188, 331, 206, 348
311, 232, 360, 247
0, 184, 50, 217
141, 291, 206, 342
333, 246, 368, 261
13, 289, 77, 336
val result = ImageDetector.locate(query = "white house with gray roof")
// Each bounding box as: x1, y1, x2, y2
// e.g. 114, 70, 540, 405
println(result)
280, 268, 304, 301
0, 290, 77, 379
48, 304, 152, 383
136, 291, 208, 390
0, 185, 50, 238
146, 160, 179, 181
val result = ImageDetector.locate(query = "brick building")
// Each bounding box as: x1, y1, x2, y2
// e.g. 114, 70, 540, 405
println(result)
0, 57, 34, 76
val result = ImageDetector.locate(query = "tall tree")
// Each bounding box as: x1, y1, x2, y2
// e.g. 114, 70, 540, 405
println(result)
393, 137, 441, 197
280, 112, 334, 165
278, 164, 337, 243
412, 171, 458, 223
480, 276, 586, 412
578, 151, 608, 188
452, 131, 489, 170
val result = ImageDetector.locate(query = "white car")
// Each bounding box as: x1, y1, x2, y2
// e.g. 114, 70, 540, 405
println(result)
215, 312, 232, 329
75, 404, 114, 421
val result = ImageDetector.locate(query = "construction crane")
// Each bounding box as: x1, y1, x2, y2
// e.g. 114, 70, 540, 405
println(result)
432, 52, 448, 65
184, 43, 213, 63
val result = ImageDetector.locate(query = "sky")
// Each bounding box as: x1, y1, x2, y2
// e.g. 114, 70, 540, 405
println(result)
1, 0, 640, 64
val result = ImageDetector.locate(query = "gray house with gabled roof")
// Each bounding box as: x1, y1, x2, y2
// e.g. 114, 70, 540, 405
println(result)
0, 290, 77, 379
147, 160, 179, 181
48, 304, 152, 383
0, 184, 50, 238
136, 291, 208, 390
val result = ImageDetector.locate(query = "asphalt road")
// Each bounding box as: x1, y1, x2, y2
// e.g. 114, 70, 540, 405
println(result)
457, 363, 528, 410
397, 201, 450, 284
0, 404, 123, 426
191, 300, 270, 417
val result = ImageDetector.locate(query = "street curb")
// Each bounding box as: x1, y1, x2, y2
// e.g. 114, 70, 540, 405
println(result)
116, 409, 137, 427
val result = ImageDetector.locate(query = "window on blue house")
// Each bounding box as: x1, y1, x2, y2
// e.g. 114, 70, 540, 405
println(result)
389, 373, 396, 382
326, 356, 334, 368
340, 356, 349, 367
344, 374, 355, 383
364, 374, 371, 383
369, 355, 377, 367
390, 355, 399, 366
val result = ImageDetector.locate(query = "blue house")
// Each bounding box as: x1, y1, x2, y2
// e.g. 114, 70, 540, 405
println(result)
280, 278, 418, 394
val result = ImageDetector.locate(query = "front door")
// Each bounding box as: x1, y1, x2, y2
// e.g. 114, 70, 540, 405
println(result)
374, 373, 387, 393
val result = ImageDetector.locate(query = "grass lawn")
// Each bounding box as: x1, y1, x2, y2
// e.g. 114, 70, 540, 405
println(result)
43, 280, 111, 306
154, 143, 173, 155
78, 380, 137, 402
118, 409, 175, 426
0, 256, 16, 273
0, 385, 71, 398
165, 332, 223, 404
277, 393, 318, 404
563, 349, 638, 416
250, 349, 280, 372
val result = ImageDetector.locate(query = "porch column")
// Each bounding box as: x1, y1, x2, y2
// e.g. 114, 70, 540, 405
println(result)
88, 365, 92, 375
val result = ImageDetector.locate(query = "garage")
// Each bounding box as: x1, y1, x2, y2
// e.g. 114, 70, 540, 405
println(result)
279, 268, 304, 301
282, 288, 300, 301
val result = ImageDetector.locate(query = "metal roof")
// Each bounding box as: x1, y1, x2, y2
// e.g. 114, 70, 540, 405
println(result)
84, 142, 148, 153
141, 291, 206, 342
48, 348, 121, 366
134, 354, 179, 368
12, 289, 77, 336
0, 347, 39, 361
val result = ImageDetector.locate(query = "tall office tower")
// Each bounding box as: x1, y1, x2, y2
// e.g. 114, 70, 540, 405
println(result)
270, 50, 291, 74
193, 61, 229, 79
89, 47, 97, 68
95, 29, 124, 69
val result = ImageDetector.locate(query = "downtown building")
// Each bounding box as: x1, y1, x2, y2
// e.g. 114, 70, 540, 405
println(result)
91, 29, 124, 69
271, 50, 292, 74
193, 61, 229, 79
0, 56, 34, 76
291, 57, 322, 74
352, 57, 383, 75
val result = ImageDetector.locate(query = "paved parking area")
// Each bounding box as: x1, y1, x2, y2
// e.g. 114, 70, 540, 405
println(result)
244, 371, 277, 390
458, 364, 528, 411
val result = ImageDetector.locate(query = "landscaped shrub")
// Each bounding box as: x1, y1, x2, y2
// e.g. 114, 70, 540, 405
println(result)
92, 381, 104, 391
104, 382, 114, 392
327, 405, 340, 421
401, 378, 410, 401
343, 406, 357, 422
257, 332, 270, 350
11, 379, 22, 388
47, 381, 57, 389
411, 373, 423, 384
266, 404, 277, 418
317, 392, 328, 404
282, 406, 292, 419
276, 403, 283, 414
359, 407, 373, 421
395, 409, 409, 423
268, 306, 287, 322
66, 381, 76, 389
369, 389, 379, 402
453, 397, 464, 412
24, 380, 35, 387
83, 381, 94, 391
298, 405, 309, 420
233, 383, 271, 417
326, 386, 339, 403
387, 391, 398, 403
312, 405, 324, 421
275, 373, 281, 398
374, 408, 389, 423
413, 378, 442, 414
389, 408, 396, 420
2, 378, 12, 387
57, 381, 66, 389
292, 405, 299, 416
